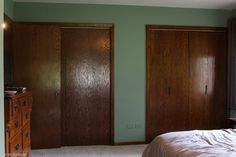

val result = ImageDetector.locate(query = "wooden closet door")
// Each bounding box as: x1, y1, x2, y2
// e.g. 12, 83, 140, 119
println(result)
189, 32, 210, 129
61, 26, 113, 146
13, 24, 61, 148
146, 29, 189, 142
207, 32, 227, 129
189, 31, 227, 130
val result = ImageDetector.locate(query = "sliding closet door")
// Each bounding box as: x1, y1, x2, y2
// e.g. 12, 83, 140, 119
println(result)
147, 26, 227, 142
61, 25, 113, 146
208, 32, 227, 129
13, 24, 61, 148
189, 32, 209, 129
189, 31, 227, 130
146, 28, 189, 142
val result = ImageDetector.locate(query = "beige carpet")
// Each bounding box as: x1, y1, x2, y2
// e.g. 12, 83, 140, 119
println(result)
32, 145, 147, 157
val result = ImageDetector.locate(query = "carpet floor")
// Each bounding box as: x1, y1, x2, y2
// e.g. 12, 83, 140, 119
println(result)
32, 144, 147, 157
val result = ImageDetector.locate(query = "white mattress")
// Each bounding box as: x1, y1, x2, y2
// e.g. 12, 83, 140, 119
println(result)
142, 129, 236, 157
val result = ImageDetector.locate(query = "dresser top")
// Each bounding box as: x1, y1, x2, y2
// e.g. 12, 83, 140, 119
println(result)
5, 91, 32, 100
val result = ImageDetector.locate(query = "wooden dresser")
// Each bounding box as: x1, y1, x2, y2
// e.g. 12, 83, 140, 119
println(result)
5, 92, 32, 157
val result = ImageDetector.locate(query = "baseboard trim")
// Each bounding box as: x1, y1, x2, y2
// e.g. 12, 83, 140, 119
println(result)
114, 141, 146, 145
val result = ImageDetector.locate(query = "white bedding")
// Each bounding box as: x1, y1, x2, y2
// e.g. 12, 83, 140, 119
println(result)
142, 129, 236, 157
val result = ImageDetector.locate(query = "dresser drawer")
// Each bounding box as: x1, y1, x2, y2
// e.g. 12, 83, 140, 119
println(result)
22, 125, 31, 148
9, 131, 22, 155
9, 114, 21, 138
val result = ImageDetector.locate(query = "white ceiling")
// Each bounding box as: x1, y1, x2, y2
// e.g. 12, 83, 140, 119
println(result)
13, 0, 236, 10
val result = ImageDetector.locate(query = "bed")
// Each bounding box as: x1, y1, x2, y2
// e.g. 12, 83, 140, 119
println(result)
142, 129, 236, 157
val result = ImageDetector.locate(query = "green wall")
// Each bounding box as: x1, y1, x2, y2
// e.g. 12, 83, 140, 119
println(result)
13, 3, 233, 143
4, 0, 13, 18
0, 0, 4, 156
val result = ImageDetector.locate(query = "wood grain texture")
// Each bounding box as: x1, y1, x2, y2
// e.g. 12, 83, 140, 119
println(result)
189, 32, 210, 129
61, 27, 113, 146
13, 24, 61, 148
4, 15, 13, 85
207, 32, 227, 129
146, 29, 189, 142
189, 32, 227, 130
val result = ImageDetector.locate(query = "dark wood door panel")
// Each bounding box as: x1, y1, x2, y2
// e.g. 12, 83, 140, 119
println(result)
189, 31, 227, 130
207, 32, 227, 129
4, 15, 13, 85
189, 32, 209, 130
146, 25, 227, 143
147, 29, 189, 142
61, 27, 112, 146
13, 24, 61, 148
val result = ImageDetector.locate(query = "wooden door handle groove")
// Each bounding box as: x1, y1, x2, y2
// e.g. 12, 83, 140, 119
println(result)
54, 91, 60, 97
168, 87, 171, 96
14, 121, 19, 128
205, 85, 208, 95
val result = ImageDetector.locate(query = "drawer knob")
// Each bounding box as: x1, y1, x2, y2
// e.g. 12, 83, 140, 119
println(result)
15, 143, 20, 150
14, 122, 19, 128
